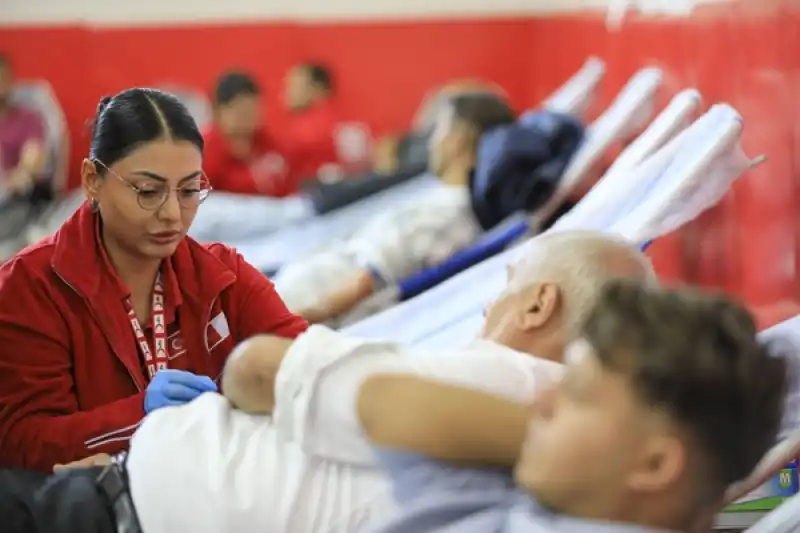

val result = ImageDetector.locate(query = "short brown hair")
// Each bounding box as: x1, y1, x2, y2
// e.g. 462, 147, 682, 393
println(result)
449, 92, 516, 138
581, 280, 787, 495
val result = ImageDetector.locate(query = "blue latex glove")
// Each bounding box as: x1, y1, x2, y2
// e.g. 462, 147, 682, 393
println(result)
144, 369, 218, 413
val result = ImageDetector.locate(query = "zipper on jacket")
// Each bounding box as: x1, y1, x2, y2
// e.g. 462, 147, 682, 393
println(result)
54, 272, 144, 392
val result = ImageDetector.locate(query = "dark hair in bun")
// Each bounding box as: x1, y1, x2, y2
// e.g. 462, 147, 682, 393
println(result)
89, 88, 204, 168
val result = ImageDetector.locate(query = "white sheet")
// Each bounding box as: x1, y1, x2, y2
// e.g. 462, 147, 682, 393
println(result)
533, 67, 664, 227
590, 89, 701, 198
234, 175, 439, 273
553, 89, 702, 235
610, 104, 750, 245
189, 193, 315, 243
746, 491, 800, 533
543, 56, 606, 117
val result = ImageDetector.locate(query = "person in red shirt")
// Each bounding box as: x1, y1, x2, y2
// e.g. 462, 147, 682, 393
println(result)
281, 62, 342, 183
0, 88, 308, 472
203, 72, 293, 197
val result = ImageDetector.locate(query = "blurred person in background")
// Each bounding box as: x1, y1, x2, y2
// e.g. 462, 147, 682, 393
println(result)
275, 92, 517, 323
203, 71, 293, 197
0, 54, 47, 202
372, 80, 506, 175
277, 90, 583, 324
281, 62, 342, 182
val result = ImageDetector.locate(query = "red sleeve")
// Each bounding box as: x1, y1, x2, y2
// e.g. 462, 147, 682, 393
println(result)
202, 128, 262, 195
279, 111, 339, 183
209, 244, 309, 339
0, 260, 146, 472
281, 124, 334, 166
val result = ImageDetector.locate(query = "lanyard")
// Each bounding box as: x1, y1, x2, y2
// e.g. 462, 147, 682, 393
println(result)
125, 273, 169, 380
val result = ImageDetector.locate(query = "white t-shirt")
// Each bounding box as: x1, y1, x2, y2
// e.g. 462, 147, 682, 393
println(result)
126, 326, 563, 533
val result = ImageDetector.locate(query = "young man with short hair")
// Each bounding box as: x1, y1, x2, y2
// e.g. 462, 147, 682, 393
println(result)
360, 280, 787, 532
281, 62, 342, 182
203, 71, 292, 196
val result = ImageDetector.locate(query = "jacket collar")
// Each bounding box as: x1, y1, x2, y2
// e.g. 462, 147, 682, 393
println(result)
51, 202, 236, 307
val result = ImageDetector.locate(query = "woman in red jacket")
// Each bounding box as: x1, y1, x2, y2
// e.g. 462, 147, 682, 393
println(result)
0, 88, 308, 472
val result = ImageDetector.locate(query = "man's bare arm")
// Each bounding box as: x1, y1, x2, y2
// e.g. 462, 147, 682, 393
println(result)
298, 270, 375, 324
19, 140, 46, 177
357, 373, 528, 467
7, 141, 46, 193
221, 335, 294, 414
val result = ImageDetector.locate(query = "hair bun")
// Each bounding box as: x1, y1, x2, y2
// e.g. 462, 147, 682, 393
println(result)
96, 96, 112, 116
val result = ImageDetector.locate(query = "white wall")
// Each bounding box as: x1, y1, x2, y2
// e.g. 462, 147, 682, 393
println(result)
0, 0, 728, 26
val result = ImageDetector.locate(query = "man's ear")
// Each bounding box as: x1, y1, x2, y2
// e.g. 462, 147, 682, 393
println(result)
81, 158, 102, 200
626, 435, 686, 494
515, 282, 560, 331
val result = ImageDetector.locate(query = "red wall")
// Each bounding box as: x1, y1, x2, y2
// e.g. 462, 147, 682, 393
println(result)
1, 0, 798, 325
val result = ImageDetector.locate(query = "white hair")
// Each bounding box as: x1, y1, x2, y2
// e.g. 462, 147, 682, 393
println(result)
509, 230, 657, 335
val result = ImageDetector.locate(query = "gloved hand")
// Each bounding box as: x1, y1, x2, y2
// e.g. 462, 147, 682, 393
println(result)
144, 369, 218, 414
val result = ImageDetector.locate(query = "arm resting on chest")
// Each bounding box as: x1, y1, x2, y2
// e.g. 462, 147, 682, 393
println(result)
358, 374, 529, 468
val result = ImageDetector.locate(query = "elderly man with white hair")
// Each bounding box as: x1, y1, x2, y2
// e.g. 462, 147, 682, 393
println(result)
1, 230, 655, 533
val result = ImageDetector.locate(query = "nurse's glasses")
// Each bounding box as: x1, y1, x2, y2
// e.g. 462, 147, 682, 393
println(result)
93, 160, 212, 211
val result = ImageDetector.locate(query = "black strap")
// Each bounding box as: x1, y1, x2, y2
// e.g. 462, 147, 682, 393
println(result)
95, 454, 143, 533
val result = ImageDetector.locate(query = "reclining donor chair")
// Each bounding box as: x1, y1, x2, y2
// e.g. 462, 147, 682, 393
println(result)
335, 66, 667, 324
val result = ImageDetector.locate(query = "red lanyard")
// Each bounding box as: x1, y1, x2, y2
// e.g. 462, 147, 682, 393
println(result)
125, 273, 169, 380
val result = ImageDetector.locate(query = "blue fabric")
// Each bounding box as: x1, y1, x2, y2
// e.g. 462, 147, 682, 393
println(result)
396, 222, 643, 305
398, 214, 530, 300
372, 447, 663, 533
470, 111, 585, 230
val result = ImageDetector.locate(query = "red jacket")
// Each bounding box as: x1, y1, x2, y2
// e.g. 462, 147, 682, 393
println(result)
280, 100, 341, 182
0, 203, 308, 472
203, 125, 295, 197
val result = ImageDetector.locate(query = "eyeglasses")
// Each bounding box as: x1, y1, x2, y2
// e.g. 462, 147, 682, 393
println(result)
93, 160, 212, 211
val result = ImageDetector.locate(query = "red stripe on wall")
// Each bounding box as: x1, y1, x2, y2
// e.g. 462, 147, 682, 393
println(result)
0, 19, 541, 189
